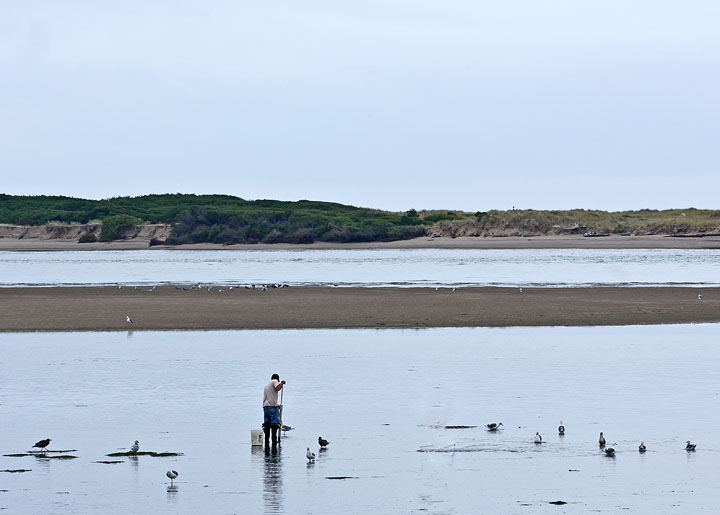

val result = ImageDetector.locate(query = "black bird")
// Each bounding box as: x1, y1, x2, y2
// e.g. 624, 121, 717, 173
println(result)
558, 422, 565, 435
486, 422, 503, 431
685, 441, 697, 451
604, 446, 616, 457
318, 436, 329, 448
33, 438, 51, 451
638, 442, 646, 453
599, 432, 606, 447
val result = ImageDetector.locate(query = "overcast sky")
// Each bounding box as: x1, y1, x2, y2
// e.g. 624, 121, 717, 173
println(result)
1, 1, 718, 211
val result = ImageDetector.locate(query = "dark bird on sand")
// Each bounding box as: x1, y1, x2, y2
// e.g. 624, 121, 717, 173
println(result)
486, 422, 503, 431
318, 437, 329, 448
33, 438, 51, 451
166, 470, 178, 483
686, 441, 697, 451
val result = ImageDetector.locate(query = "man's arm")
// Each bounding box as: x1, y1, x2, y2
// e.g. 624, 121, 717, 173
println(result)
275, 380, 286, 391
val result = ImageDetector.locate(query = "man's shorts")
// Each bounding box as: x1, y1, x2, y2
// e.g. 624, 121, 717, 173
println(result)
263, 406, 280, 426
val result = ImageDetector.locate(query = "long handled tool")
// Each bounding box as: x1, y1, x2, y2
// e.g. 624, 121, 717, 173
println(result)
279, 386, 284, 442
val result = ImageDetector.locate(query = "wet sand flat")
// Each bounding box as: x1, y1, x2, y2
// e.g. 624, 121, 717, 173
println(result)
0, 286, 717, 331
1, 234, 720, 250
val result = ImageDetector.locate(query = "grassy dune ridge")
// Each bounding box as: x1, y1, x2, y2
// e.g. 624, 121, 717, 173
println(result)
0, 194, 718, 244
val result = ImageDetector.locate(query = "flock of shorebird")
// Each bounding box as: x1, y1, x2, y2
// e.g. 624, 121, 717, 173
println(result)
484, 423, 699, 456
31, 438, 180, 485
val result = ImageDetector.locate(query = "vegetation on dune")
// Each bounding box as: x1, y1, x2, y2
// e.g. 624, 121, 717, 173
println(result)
0, 194, 718, 243
473, 208, 720, 234
0, 194, 431, 244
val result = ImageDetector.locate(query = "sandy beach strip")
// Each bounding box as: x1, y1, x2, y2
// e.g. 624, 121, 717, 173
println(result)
1, 234, 720, 251
0, 286, 717, 331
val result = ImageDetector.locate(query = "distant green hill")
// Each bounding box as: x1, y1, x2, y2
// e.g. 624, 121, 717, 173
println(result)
0, 194, 434, 243
1, 194, 717, 244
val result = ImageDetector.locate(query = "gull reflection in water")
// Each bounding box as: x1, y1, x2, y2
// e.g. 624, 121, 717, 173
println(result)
128, 455, 139, 468
263, 445, 284, 514
167, 484, 179, 501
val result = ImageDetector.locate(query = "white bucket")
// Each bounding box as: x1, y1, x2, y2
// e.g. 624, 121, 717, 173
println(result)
251, 429, 264, 446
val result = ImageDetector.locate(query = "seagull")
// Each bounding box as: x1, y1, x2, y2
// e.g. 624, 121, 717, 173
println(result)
698, 294, 703, 300
638, 442, 646, 453
534, 432, 542, 444
452, 287, 457, 292
604, 445, 616, 456
306, 448, 315, 461
166, 470, 179, 484
599, 432, 606, 447
33, 438, 51, 452
318, 437, 329, 448
281, 425, 294, 433
486, 422, 503, 431
519, 287, 523, 293
126, 315, 133, 324
558, 422, 565, 435
131, 440, 139, 453
686, 441, 697, 451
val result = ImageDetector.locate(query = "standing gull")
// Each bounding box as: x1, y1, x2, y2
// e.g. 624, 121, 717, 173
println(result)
698, 294, 703, 300
306, 448, 316, 461
166, 470, 179, 484
131, 440, 139, 453
126, 315, 133, 324
599, 432, 606, 447
534, 432, 542, 444
33, 438, 51, 452
486, 422, 503, 431
558, 422, 565, 435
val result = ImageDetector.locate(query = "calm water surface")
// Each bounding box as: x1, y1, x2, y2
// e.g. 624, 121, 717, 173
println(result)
1, 325, 719, 514
1, 248, 719, 287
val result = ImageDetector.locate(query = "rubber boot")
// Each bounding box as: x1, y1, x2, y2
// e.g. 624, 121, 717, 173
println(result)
263, 423, 271, 448
271, 425, 279, 445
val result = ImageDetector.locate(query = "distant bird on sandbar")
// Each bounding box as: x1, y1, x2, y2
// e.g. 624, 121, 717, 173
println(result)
452, 287, 457, 292
604, 445, 616, 456
486, 422, 503, 431
126, 315, 133, 324
599, 432, 606, 447
33, 438, 51, 452
306, 448, 315, 461
638, 442, 646, 453
166, 470, 178, 483
686, 441, 697, 451
558, 422, 565, 435
318, 437, 329, 448
519, 287, 523, 293
131, 440, 139, 453
534, 432, 542, 444
698, 294, 703, 300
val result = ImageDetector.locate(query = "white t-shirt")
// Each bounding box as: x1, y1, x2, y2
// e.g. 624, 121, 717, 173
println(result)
263, 379, 279, 407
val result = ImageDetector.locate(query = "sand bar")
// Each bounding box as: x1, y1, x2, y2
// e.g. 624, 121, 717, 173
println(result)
0, 286, 717, 331
1, 234, 720, 251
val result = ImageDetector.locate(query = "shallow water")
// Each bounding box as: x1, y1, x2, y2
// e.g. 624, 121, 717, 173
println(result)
1, 248, 719, 287
1, 325, 719, 513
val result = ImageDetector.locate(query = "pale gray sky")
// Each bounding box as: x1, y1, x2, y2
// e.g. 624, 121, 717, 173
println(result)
1, 1, 718, 211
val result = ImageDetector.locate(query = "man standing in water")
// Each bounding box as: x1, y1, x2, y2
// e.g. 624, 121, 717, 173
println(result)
263, 373, 286, 446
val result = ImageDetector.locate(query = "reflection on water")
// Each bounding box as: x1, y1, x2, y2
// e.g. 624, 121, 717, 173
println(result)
262, 446, 283, 514
1, 326, 719, 513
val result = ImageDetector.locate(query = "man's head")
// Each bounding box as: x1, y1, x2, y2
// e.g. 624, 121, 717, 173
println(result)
271, 373, 279, 380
